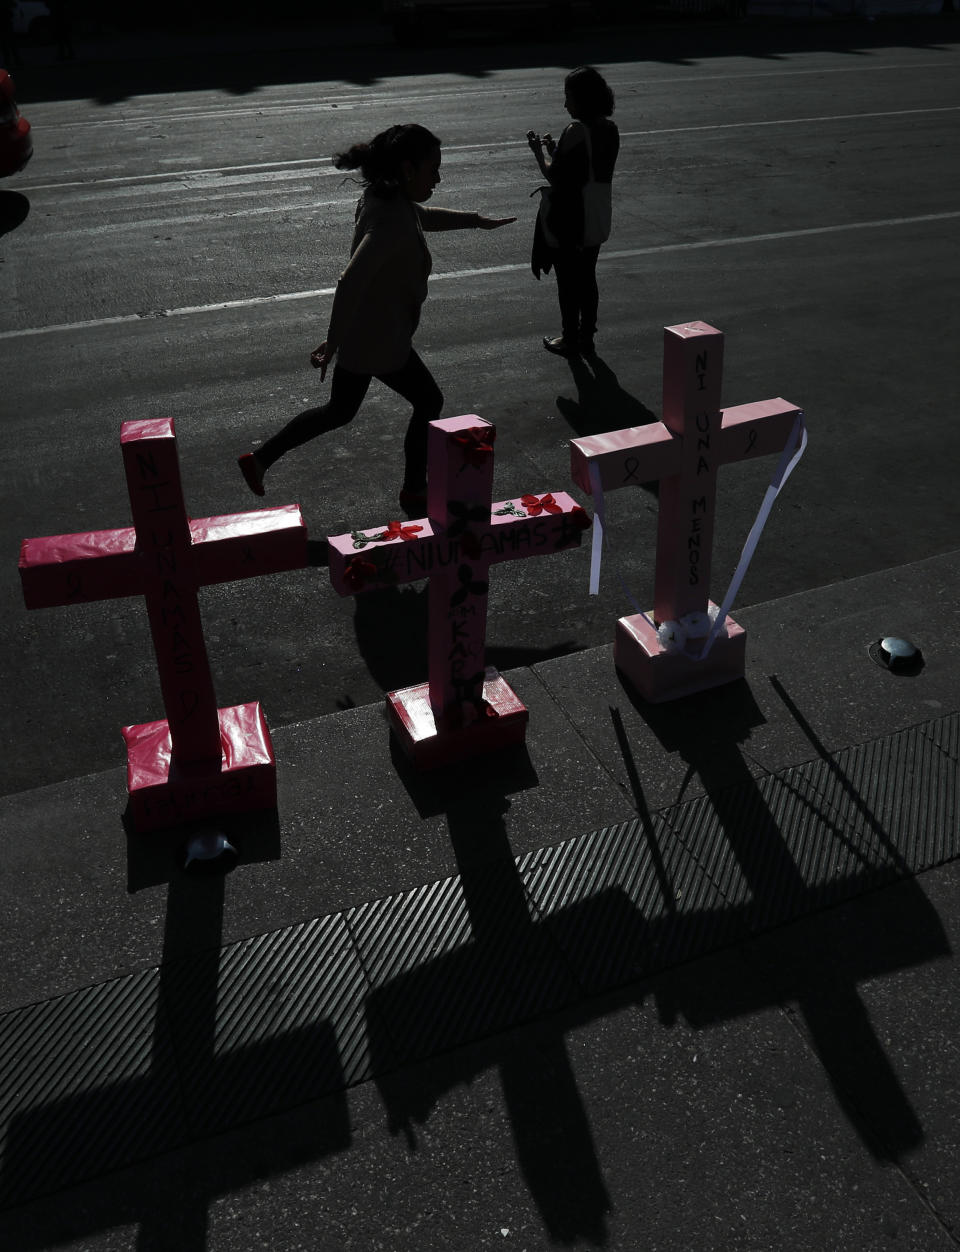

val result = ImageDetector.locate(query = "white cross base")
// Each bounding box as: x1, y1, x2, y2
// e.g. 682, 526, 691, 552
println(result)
616, 601, 747, 703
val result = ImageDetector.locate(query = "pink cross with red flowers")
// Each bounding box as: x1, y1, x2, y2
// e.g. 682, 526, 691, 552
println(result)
328, 415, 589, 768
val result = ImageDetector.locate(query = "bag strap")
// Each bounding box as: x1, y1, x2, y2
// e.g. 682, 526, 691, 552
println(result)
581, 123, 596, 183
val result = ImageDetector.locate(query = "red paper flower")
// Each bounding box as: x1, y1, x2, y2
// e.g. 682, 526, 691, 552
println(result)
570, 505, 591, 530
343, 555, 378, 591
453, 426, 496, 467
521, 493, 563, 516
377, 519, 424, 542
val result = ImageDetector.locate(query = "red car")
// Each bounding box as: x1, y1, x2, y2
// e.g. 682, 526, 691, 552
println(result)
0, 70, 32, 177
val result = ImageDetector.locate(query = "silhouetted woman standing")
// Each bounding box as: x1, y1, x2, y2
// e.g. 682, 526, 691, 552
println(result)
528, 66, 619, 357
239, 123, 514, 514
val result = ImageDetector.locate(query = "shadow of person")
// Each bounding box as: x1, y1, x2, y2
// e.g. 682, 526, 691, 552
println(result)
555, 351, 659, 441
616, 674, 943, 1160
0, 190, 29, 237
366, 764, 612, 1246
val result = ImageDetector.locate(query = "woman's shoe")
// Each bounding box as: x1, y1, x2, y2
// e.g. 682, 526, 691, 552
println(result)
542, 335, 580, 357
399, 487, 428, 516
238, 452, 265, 497
579, 336, 596, 357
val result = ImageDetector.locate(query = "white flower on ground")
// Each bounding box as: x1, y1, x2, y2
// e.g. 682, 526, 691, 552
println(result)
680, 610, 710, 638
657, 620, 687, 653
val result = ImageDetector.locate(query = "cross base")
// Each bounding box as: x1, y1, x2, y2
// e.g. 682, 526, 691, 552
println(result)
387, 669, 528, 769
615, 605, 747, 703
121, 702, 277, 831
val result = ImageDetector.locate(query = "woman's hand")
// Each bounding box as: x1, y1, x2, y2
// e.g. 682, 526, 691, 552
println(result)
526, 130, 552, 177
310, 341, 332, 381
477, 215, 517, 230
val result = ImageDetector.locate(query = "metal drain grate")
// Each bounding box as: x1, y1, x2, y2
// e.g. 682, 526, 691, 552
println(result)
351, 866, 580, 1071
517, 814, 735, 990
831, 723, 959, 872
2, 712, 959, 1208
0, 970, 184, 1206
166, 913, 370, 1136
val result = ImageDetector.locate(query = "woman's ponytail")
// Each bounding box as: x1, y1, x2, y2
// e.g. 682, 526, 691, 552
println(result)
332, 142, 371, 173
333, 124, 440, 199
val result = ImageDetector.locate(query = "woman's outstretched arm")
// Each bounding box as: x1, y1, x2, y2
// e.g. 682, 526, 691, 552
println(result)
417, 206, 516, 231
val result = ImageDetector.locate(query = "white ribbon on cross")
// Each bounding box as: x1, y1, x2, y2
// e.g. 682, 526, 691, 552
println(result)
587, 411, 808, 659
588, 457, 649, 621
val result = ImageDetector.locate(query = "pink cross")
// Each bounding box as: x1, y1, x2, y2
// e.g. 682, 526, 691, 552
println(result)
570, 322, 802, 702
19, 418, 307, 830
328, 415, 590, 767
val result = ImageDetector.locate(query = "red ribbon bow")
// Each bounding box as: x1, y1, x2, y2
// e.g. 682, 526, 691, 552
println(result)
377, 519, 424, 542
453, 427, 496, 467
521, 493, 562, 516
343, 555, 378, 591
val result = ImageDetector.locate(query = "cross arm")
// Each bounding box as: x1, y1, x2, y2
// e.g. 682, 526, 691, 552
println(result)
189, 505, 308, 586
570, 422, 681, 495
20, 505, 308, 610
483, 492, 590, 566
327, 520, 442, 596
717, 399, 802, 466
20, 527, 140, 608
327, 492, 590, 595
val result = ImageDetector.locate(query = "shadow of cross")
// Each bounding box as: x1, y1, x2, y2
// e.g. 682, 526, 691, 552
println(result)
615, 677, 948, 1159
0, 867, 352, 1251
571, 321, 803, 703
359, 767, 947, 1244
357, 684, 950, 1241
18, 418, 307, 830
327, 414, 590, 768
360, 783, 613, 1246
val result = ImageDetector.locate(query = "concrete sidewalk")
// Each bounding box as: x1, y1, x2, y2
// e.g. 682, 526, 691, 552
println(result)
0, 549, 958, 1249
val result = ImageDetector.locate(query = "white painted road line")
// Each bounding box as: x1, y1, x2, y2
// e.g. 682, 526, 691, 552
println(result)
16, 105, 960, 196
26, 59, 960, 131
3, 209, 958, 341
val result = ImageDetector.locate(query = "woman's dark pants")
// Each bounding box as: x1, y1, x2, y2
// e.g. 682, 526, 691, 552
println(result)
255, 350, 443, 490
553, 244, 602, 343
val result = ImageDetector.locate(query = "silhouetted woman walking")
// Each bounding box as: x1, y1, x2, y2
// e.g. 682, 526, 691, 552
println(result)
239, 123, 515, 514
528, 66, 619, 358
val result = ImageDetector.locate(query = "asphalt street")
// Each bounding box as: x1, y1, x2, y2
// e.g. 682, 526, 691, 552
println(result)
1, 16, 960, 1252
1, 18, 957, 795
